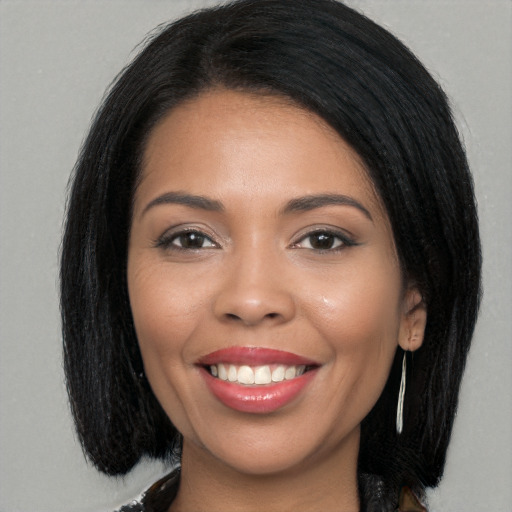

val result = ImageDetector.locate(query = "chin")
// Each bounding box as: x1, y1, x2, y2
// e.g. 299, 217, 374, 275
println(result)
183, 413, 360, 478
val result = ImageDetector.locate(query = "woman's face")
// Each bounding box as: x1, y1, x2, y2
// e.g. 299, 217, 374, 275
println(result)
128, 89, 424, 476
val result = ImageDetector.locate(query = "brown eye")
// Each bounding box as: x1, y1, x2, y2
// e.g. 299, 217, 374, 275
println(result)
157, 230, 217, 250
293, 229, 355, 252
308, 232, 339, 250
178, 232, 203, 248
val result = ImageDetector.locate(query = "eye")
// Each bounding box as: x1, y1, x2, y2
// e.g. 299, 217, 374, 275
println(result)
293, 230, 354, 251
157, 230, 217, 250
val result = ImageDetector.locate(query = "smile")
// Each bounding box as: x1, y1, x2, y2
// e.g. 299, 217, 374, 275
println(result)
208, 363, 307, 385
197, 347, 320, 413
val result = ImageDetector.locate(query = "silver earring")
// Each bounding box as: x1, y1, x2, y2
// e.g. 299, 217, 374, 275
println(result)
132, 368, 145, 381
396, 352, 406, 434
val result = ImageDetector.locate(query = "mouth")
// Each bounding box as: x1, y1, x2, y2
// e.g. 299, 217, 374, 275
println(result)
197, 347, 320, 414
206, 362, 313, 385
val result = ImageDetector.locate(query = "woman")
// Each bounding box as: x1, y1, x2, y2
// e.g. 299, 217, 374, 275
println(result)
61, 0, 481, 510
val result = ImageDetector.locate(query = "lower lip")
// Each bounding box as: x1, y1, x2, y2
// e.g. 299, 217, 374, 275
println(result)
200, 368, 318, 414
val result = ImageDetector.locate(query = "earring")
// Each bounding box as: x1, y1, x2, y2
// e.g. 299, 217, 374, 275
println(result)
132, 367, 145, 381
396, 352, 406, 434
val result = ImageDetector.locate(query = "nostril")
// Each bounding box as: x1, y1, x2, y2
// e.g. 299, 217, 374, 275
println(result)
215, 292, 295, 326
223, 311, 281, 324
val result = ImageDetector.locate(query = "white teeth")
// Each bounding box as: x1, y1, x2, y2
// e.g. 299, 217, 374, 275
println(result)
218, 363, 228, 381
227, 365, 238, 382
237, 365, 255, 385
254, 365, 272, 384
271, 365, 286, 382
284, 366, 296, 380
210, 363, 307, 385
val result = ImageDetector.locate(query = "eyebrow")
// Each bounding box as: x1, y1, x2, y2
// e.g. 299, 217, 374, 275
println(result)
141, 191, 224, 217
141, 191, 372, 220
281, 194, 373, 220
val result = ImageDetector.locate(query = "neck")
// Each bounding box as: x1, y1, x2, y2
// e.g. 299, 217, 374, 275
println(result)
169, 428, 360, 512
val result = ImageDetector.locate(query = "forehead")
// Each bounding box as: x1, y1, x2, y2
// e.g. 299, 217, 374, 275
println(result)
136, 89, 384, 218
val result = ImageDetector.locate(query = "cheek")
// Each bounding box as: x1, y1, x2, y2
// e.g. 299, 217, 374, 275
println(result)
304, 256, 402, 409
128, 261, 208, 348
127, 263, 203, 393
307, 257, 403, 347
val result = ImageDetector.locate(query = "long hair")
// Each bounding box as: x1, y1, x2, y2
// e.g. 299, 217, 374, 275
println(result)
61, 0, 481, 508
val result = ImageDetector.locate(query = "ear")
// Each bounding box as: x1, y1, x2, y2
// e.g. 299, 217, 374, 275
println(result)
398, 288, 427, 352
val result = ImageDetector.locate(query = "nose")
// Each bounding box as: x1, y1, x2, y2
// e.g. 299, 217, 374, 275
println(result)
212, 249, 296, 327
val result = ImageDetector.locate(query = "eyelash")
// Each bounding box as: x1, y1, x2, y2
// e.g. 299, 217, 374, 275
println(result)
155, 228, 357, 253
292, 229, 357, 253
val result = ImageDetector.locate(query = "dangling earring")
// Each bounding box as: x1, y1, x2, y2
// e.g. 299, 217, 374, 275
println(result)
396, 351, 406, 434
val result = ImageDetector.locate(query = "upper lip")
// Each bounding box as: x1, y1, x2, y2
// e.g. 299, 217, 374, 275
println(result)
197, 346, 320, 367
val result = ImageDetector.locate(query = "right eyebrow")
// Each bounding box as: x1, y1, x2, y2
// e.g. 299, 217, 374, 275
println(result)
140, 191, 224, 218
281, 193, 373, 221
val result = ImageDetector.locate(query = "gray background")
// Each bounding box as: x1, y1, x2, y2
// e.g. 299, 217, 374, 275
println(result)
1, 1, 511, 511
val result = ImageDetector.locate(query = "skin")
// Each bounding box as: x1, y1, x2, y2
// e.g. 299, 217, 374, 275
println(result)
127, 89, 427, 512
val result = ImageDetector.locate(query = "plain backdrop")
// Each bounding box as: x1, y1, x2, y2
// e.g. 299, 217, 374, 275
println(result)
1, 1, 511, 511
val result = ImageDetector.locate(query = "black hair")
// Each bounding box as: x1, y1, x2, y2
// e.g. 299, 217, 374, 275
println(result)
61, 0, 481, 509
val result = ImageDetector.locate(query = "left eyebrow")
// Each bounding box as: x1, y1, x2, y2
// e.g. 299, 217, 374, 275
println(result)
281, 194, 373, 221
140, 191, 224, 218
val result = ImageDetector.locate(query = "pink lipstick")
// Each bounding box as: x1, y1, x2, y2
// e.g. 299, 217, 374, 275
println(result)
197, 347, 320, 414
